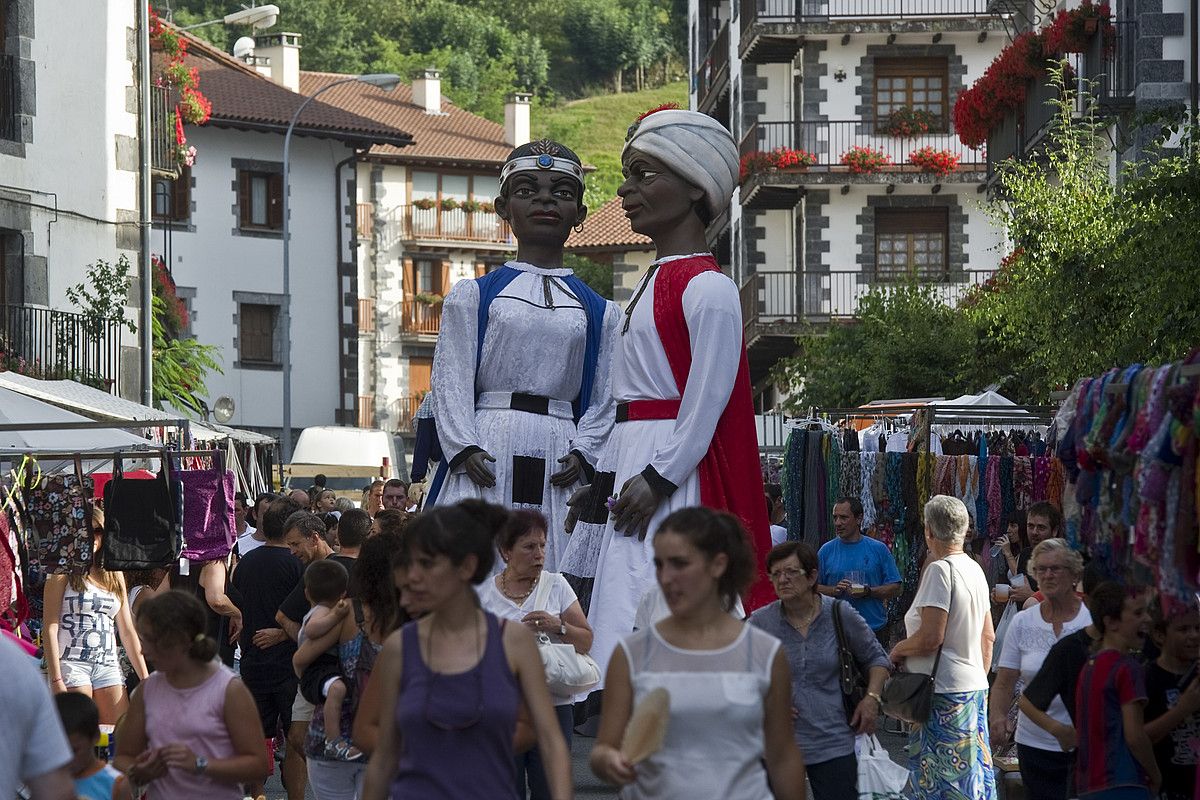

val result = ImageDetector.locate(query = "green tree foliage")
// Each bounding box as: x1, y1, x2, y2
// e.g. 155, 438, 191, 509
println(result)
773, 283, 980, 412
563, 252, 614, 299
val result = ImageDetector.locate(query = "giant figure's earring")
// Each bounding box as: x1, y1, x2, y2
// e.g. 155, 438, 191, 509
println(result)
573, 222, 584, 233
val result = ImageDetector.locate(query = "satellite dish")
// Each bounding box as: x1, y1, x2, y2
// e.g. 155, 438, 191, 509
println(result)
213, 396, 236, 424
232, 36, 256, 60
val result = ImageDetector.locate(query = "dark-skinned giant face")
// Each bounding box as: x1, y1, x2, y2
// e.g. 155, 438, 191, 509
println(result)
618, 148, 705, 238
495, 139, 587, 248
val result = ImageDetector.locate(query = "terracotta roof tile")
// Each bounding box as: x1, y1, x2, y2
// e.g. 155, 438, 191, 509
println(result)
566, 198, 653, 251
299, 71, 513, 166
179, 33, 413, 147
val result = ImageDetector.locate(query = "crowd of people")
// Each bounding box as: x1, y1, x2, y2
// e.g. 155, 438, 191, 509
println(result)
4, 108, 1198, 800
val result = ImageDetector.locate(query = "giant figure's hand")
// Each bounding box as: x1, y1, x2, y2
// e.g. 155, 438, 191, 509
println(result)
611, 473, 663, 541
565, 485, 595, 534
549, 453, 582, 488
464, 451, 497, 488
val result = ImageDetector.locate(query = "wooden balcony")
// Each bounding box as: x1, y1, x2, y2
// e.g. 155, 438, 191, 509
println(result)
383, 204, 513, 248
1, 303, 125, 394
395, 299, 442, 336
357, 394, 375, 429
695, 22, 731, 112
386, 394, 423, 434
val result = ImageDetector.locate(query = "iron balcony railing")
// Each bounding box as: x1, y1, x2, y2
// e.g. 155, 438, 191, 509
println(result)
740, 119, 987, 173
1, 304, 125, 394
740, 269, 997, 333
1085, 20, 1137, 106
741, 0, 997, 30
0, 53, 17, 141
150, 84, 177, 176
383, 204, 513, 248
695, 22, 731, 106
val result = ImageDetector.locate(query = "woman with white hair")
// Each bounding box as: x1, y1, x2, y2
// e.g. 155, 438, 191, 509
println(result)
988, 538, 1089, 800
890, 495, 997, 800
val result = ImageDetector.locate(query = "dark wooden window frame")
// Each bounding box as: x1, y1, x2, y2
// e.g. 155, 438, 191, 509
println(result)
238, 302, 280, 365
875, 207, 949, 282
237, 169, 283, 231
874, 57, 950, 132
152, 167, 191, 223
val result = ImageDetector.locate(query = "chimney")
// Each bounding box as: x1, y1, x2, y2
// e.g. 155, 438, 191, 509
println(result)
504, 92, 532, 147
254, 32, 302, 92
412, 69, 443, 115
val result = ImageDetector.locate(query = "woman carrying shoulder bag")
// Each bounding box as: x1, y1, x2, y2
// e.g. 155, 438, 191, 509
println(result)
477, 509, 593, 800
749, 541, 890, 800
889, 495, 997, 800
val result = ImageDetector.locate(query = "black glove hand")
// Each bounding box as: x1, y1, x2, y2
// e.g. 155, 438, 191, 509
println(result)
564, 485, 594, 534
464, 451, 497, 488
611, 473, 663, 541
549, 453, 582, 488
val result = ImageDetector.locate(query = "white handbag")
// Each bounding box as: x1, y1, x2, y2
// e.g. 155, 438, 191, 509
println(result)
531, 571, 601, 695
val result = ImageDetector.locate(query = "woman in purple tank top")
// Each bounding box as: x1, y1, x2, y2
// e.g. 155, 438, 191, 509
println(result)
361, 504, 572, 800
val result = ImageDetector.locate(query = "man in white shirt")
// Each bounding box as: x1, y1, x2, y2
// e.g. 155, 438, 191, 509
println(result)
0, 635, 75, 799
235, 491, 265, 556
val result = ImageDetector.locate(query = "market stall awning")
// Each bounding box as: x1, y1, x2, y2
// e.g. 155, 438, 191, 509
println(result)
0, 386, 154, 453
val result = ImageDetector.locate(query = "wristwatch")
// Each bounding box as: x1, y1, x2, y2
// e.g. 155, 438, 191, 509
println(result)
194, 756, 208, 775
559, 621, 567, 636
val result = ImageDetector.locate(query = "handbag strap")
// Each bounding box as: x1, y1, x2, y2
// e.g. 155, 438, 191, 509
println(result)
832, 600, 858, 693
927, 557, 958, 683
531, 570, 554, 613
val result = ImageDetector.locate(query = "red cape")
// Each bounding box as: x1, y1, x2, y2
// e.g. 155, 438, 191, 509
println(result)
653, 255, 774, 611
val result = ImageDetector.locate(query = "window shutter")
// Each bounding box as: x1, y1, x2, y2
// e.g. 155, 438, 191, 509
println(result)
876, 207, 947, 234
439, 259, 451, 296
267, 173, 284, 229
402, 258, 416, 298
172, 169, 191, 221
474, 261, 486, 278
238, 172, 252, 228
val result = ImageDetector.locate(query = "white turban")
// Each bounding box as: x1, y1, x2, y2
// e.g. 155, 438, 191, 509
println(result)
622, 109, 738, 220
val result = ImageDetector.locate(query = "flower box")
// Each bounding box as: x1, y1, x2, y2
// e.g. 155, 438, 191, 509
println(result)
840, 146, 891, 174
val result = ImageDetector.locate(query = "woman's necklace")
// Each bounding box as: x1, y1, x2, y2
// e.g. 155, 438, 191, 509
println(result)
785, 598, 820, 631
500, 569, 538, 604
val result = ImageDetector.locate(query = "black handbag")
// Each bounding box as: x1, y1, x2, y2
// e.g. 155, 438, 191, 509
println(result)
832, 599, 867, 717
101, 453, 183, 571
881, 559, 957, 725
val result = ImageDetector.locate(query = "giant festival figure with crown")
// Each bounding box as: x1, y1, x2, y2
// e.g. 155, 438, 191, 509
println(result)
561, 107, 775, 682
425, 139, 622, 572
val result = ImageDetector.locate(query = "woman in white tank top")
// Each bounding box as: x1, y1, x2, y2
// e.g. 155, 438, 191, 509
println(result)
589, 507, 807, 799
42, 505, 147, 724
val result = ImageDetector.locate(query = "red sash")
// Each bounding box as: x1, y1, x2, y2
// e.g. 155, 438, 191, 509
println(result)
651, 256, 773, 611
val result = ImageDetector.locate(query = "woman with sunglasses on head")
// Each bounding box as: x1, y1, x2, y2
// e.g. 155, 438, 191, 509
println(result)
42, 504, 148, 724
360, 503, 571, 800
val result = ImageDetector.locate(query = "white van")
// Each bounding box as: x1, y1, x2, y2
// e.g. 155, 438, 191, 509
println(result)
284, 426, 408, 496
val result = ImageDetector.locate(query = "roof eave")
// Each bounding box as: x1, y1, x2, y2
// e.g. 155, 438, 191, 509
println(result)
206, 117, 414, 149
362, 152, 507, 169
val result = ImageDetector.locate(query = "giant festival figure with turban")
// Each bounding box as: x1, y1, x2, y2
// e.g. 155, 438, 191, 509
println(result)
560, 108, 774, 683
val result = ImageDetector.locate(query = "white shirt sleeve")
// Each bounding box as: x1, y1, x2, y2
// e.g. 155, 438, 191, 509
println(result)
431, 279, 482, 467
570, 301, 622, 469
996, 608, 1025, 671
647, 272, 743, 488
552, 573, 580, 616
914, 560, 952, 612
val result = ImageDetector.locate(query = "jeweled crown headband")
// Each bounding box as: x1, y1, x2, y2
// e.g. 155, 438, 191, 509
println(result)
499, 154, 586, 190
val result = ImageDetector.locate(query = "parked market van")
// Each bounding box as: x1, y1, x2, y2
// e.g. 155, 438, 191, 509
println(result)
283, 426, 408, 496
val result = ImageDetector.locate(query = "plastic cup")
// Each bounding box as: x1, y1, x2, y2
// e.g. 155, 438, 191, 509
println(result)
994, 583, 1011, 602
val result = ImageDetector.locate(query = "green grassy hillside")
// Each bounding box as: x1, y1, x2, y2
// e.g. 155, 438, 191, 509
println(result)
535, 82, 689, 208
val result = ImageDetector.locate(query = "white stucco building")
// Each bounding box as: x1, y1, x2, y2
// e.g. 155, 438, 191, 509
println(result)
1, 0, 142, 396
690, 0, 1008, 405
151, 32, 411, 444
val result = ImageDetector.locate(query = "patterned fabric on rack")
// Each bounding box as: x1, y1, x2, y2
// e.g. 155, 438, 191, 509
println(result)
860, 452, 879, 531
985, 457, 1002, 540
782, 430, 806, 544
934, 455, 956, 497
975, 435, 990, 545
999, 457, 1015, 526
1013, 458, 1033, 510
27, 474, 94, 576
841, 456, 861, 523
917, 453, 934, 516
825, 434, 841, 540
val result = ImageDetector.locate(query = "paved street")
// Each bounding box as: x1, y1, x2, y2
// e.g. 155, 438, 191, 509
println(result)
261, 727, 916, 799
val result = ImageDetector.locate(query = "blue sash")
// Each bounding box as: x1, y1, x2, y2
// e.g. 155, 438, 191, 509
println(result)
426, 266, 608, 505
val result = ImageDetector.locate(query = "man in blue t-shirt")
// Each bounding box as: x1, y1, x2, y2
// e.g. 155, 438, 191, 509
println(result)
817, 497, 902, 647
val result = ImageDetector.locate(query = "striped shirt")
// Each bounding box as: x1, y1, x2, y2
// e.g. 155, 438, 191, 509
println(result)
1075, 649, 1149, 795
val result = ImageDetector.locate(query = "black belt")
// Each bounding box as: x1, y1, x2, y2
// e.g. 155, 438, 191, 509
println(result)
509, 393, 552, 415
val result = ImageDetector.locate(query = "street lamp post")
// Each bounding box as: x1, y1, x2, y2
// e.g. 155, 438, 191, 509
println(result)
281, 73, 401, 466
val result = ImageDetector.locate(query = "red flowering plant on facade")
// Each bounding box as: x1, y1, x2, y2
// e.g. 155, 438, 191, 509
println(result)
909, 146, 960, 177
840, 145, 891, 174
152, 255, 189, 339
882, 107, 939, 137
738, 147, 817, 180
954, 1, 1112, 149
150, 6, 210, 168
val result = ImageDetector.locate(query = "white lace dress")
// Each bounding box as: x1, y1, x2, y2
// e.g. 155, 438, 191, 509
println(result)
430, 261, 620, 570
616, 623, 781, 800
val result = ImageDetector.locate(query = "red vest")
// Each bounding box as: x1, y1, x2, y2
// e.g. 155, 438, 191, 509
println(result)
652, 255, 773, 611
